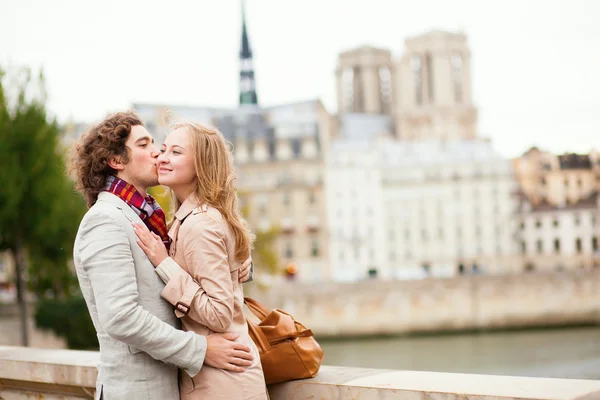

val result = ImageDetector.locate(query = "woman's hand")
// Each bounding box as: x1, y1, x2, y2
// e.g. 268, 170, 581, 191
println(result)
238, 256, 253, 283
132, 223, 168, 267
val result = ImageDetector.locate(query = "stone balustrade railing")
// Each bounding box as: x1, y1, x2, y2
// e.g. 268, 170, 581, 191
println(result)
1, 346, 599, 400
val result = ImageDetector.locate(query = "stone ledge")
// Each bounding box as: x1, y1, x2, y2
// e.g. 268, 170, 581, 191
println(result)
269, 366, 600, 400
1, 347, 600, 400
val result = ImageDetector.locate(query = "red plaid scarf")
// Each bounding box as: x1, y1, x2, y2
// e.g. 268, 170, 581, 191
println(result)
104, 176, 169, 250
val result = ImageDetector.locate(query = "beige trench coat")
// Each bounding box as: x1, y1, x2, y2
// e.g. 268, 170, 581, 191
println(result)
156, 195, 268, 400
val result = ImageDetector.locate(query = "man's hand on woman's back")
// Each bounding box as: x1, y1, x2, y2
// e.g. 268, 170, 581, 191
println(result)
205, 333, 254, 372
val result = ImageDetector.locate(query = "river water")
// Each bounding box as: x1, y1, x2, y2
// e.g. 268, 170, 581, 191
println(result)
319, 326, 600, 380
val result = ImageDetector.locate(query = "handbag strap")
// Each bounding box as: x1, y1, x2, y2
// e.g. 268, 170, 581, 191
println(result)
269, 329, 314, 346
244, 297, 270, 320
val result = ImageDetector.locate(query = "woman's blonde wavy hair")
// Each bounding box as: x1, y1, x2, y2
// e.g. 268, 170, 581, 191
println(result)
168, 120, 254, 262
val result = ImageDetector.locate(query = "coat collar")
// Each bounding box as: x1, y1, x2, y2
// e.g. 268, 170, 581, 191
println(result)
174, 194, 208, 221
97, 191, 143, 223
168, 194, 207, 258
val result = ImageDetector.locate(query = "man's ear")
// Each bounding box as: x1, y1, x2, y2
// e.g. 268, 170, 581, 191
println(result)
108, 156, 126, 171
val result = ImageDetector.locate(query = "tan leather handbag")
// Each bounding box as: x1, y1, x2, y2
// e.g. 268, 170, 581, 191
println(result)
244, 297, 324, 385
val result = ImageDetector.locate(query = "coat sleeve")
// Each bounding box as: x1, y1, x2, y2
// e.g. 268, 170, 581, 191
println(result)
76, 211, 206, 377
160, 215, 236, 332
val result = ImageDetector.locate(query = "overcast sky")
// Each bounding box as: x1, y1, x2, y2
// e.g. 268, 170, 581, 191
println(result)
1, 0, 598, 157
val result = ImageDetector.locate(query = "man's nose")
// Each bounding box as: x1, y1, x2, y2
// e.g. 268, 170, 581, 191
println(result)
150, 147, 160, 158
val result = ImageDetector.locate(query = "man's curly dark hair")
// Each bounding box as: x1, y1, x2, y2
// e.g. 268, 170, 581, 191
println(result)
72, 111, 143, 207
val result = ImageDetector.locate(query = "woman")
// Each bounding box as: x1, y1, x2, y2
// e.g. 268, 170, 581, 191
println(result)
133, 121, 268, 400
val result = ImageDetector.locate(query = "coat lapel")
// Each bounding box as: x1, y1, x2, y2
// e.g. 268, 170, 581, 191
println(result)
97, 192, 143, 224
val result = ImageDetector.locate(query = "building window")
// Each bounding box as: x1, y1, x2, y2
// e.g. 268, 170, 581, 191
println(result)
553, 219, 559, 227
282, 191, 290, 206
520, 221, 525, 230
554, 238, 561, 253
425, 52, 434, 103
342, 67, 355, 112
535, 219, 541, 228
378, 66, 392, 113
411, 55, 423, 105
576, 238, 583, 253
451, 54, 463, 103
575, 215, 581, 226
285, 242, 293, 259
521, 241, 527, 255
593, 237, 598, 252
311, 240, 319, 257
257, 193, 268, 216
291, 138, 302, 158
308, 191, 316, 205
577, 178, 582, 188
421, 263, 431, 276
536, 240, 543, 254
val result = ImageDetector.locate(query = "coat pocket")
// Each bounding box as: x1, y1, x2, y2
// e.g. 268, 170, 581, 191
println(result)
180, 370, 195, 394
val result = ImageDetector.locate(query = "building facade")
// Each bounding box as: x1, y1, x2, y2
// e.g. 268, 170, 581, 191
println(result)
327, 126, 520, 281
335, 30, 477, 142
517, 195, 600, 271
514, 148, 600, 271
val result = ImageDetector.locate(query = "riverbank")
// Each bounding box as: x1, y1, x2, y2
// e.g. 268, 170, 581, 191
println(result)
247, 269, 600, 338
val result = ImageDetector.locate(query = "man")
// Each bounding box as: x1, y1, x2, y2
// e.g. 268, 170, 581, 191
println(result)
72, 111, 254, 400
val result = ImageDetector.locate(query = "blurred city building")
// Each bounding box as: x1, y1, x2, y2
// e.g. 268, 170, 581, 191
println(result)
330, 31, 519, 280
336, 30, 477, 141
514, 148, 600, 270
328, 126, 519, 280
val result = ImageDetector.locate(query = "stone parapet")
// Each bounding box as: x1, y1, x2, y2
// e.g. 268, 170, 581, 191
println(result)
1, 346, 600, 400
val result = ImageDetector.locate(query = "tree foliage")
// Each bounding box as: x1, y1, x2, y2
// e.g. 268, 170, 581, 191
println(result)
0, 66, 87, 345
239, 197, 281, 276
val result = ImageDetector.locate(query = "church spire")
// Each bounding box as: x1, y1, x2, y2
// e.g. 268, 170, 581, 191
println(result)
239, 0, 258, 106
